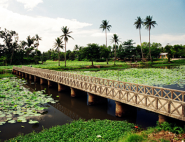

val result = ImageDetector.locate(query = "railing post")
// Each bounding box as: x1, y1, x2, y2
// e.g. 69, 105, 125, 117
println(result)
161, 89, 163, 97
171, 91, 173, 99
156, 98, 158, 110
152, 87, 154, 95
168, 101, 171, 113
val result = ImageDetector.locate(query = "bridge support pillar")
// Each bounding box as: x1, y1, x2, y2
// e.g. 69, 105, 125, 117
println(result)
22, 73, 24, 78
158, 114, 168, 124
71, 88, 77, 97
34, 76, 39, 82
48, 80, 53, 87
115, 101, 129, 117
12, 69, 16, 74
58, 84, 66, 92
25, 73, 28, 79
19, 72, 22, 76
88, 93, 95, 105
40, 78, 47, 85
29, 74, 33, 80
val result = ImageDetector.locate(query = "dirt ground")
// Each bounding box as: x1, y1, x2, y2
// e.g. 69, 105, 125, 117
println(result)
148, 130, 185, 142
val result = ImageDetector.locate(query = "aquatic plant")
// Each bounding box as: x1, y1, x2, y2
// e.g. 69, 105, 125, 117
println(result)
0, 77, 57, 125
69, 66, 185, 88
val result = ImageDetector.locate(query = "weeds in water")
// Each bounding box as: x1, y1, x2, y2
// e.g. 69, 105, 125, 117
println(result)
6, 119, 135, 142
156, 121, 185, 134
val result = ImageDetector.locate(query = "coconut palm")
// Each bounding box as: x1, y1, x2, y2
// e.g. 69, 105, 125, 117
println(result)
100, 20, 112, 47
74, 44, 79, 51
100, 20, 112, 64
143, 16, 157, 62
35, 34, 42, 50
53, 37, 64, 66
61, 26, 74, 67
134, 16, 144, 59
111, 34, 120, 65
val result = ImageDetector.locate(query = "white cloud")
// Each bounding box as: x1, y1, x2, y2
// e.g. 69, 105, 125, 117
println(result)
16, 0, 43, 10
91, 32, 113, 37
142, 34, 185, 46
0, 7, 92, 52
0, 0, 9, 8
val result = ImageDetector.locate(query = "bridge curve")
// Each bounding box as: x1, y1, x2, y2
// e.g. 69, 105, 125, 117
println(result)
13, 66, 185, 122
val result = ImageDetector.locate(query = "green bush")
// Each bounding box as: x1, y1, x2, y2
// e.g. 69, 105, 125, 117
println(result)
122, 133, 144, 142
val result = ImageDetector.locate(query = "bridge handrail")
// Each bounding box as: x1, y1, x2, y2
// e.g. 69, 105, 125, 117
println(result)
13, 66, 185, 102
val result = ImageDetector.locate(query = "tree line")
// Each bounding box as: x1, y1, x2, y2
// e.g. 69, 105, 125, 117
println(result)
1, 15, 185, 66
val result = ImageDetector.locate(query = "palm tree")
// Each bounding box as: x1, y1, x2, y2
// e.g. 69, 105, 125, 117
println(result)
111, 34, 120, 65
134, 16, 144, 59
144, 16, 157, 62
74, 44, 79, 51
35, 34, 42, 50
100, 20, 112, 64
53, 37, 64, 66
61, 26, 74, 67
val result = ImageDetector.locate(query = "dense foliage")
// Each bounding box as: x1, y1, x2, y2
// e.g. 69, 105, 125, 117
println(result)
69, 66, 185, 87
7, 119, 135, 142
0, 28, 43, 65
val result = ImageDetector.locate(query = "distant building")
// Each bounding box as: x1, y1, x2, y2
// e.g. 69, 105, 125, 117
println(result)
159, 53, 168, 59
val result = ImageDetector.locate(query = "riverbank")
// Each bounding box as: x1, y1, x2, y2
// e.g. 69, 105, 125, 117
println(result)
1, 59, 185, 72
5, 119, 185, 142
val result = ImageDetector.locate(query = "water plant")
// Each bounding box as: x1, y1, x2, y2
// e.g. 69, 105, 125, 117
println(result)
69, 66, 185, 88
0, 77, 57, 125
7, 119, 135, 142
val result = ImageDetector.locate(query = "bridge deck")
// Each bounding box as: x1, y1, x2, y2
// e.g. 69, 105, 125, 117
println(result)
13, 66, 185, 121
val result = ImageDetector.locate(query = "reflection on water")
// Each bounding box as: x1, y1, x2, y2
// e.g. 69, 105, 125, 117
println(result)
1, 74, 185, 141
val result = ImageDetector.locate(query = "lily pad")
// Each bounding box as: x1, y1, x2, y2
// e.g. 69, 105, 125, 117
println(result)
29, 120, 39, 124
8, 120, 16, 123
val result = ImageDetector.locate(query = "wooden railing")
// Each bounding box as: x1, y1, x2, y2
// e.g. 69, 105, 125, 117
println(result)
13, 66, 185, 121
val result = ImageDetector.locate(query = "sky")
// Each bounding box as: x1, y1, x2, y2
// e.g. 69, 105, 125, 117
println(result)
0, 0, 185, 52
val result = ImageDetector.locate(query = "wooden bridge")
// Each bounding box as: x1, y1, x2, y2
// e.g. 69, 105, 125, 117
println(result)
13, 66, 185, 122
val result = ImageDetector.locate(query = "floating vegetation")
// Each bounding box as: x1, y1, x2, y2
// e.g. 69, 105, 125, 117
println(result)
69, 66, 185, 88
0, 77, 57, 125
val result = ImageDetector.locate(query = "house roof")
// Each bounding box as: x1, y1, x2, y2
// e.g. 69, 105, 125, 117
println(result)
159, 53, 168, 55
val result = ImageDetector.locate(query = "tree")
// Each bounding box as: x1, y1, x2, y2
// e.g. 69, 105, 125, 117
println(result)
144, 16, 157, 62
134, 16, 144, 59
35, 34, 42, 50
100, 45, 110, 60
83, 43, 100, 66
53, 37, 64, 66
122, 39, 136, 60
100, 20, 112, 64
111, 34, 120, 65
0, 28, 19, 65
164, 44, 172, 63
25, 35, 36, 57
61, 26, 74, 67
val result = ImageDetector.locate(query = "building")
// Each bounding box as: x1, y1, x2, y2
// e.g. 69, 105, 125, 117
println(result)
159, 53, 168, 59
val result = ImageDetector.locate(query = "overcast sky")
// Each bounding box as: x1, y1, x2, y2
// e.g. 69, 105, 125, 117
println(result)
0, 0, 185, 52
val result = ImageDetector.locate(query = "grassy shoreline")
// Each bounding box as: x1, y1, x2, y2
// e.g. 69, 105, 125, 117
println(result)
5, 119, 185, 142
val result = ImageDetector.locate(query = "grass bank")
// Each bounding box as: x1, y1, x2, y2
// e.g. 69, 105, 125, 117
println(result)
6, 119, 135, 142
6, 119, 185, 142
0, 73, 15, 78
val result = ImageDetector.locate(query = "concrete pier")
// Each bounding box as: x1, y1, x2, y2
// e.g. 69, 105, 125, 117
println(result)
158, 114, 168, 123
19, 72, 22, 76
40, 78, 47, 85
34, 76, 39, 82
22, 73, 24, 78
58, 84, 66, 92
29, 74, 33, 80
25, 73, 28, 79
88, 93, 95, 105
48, 80, 53, 88
71, 88, 76, 97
